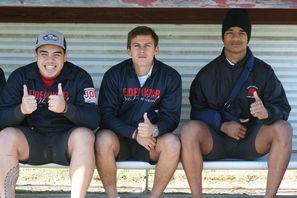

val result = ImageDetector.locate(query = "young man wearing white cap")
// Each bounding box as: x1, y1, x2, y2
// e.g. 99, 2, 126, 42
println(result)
0, 30, 100, 198
181, 9, 292, 198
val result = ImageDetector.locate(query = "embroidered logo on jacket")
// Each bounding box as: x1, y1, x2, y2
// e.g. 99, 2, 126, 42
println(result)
28, 90, 69, 105
122, 88, 160, 103
83, 88, 96, 103
246, 85, 258, 98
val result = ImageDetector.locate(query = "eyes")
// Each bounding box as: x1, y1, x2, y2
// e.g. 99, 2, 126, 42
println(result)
39, 52, 63, 59
225, 30, 247, 38
131, 43, 154, 50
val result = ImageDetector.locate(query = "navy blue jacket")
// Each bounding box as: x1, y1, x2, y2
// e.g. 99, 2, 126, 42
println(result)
190, 49, 291, 125
0, 67, 5, 91
0, 61, 100, 133
98, 58, 182, 139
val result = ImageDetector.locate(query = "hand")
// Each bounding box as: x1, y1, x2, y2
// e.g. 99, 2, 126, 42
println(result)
250, 91, 268, 120
136, 135, 157, 151
20, 85, 37, 115
220, 121, 247, 140
48, 83, 66, 113
137, 112, 154, 138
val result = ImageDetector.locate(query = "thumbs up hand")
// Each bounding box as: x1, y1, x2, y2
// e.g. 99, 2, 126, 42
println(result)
20, 85, 37, 115
137, 112, 154, 138
250, 91, 268, 120
48, 83, 66, 113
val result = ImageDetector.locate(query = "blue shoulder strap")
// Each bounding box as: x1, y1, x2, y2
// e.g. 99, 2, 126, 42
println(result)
224, 48, 254, 110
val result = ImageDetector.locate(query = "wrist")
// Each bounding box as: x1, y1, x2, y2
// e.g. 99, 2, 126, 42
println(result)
152, 125, 159, 138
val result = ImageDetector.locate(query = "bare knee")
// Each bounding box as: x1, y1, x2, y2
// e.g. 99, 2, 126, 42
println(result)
68, 127, 95, 157
180, 120, 207, 142
0, 127, 26, 153
69, 127, 95, 147
271, 120, 292, 143
158, 133, 181, 154
95, 129, 119, 155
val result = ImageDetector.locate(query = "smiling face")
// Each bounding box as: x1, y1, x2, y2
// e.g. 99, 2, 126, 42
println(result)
223, 26, 248, 60
127, 35, 159, 71
35, 44, 67, 79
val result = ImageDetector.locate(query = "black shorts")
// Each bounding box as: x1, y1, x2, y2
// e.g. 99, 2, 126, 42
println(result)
18, 126, 75, 166
117, 136, 156, 165
204, 122, 264, 160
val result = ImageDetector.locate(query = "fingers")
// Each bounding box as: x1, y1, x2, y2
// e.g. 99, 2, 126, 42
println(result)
253, 91, 261, 102
23, 85, 28, 96
250, 92, 268, 119
48, 83, 66, 113
146, 139, 157, 151
48, 83, 64, 100
143, 112, 151, 124
21, 85, 37, 114
58, 83, 63, 96
136, 136, 156, 151
237, 126, 247, 139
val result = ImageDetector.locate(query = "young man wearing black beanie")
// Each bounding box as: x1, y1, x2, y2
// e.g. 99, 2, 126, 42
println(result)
181, 8, 292, 198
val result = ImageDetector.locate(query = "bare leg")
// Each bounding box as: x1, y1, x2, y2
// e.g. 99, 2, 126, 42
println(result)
0, 127, 29, 198
95, 130, 120, 198
180, 120, 213, 198
255, 120, 292, 198
148, 133, 181, 198
68, 127, 95, 198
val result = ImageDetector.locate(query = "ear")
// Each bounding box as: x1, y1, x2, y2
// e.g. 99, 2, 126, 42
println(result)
127, 47, 132, 57
154, 46, 159, 55
64, 52, 68, 62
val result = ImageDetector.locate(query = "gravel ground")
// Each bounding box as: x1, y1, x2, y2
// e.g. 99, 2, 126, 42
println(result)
16, 168, 297, 197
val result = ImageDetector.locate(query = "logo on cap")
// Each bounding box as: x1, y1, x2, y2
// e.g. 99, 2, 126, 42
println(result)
43, 34, 59, 41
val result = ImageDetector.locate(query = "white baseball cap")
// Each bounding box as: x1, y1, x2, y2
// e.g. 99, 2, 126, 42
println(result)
35, 30, 67, 50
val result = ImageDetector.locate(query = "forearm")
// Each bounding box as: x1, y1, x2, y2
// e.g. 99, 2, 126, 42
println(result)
0, 105, 25, 128
63, 103, 100, 130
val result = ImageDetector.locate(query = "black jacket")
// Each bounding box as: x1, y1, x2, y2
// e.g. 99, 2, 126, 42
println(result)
0, 67, 5, 91
98, 58, 182, 138
0, 61, 100, 132
190, 49, 291, 125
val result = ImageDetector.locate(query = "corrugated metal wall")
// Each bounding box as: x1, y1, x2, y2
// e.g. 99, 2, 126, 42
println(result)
0, 23, 296, 151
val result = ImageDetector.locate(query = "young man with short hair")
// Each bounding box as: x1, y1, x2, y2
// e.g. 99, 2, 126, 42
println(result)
95, 26, 182, 198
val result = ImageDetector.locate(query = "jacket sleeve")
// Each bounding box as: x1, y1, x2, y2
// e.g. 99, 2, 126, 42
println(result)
261, 67, 291, 125
0, 71, 25, 129
155, 71, 182, 135
62, 71, 100, 130
189, 71, 208, 112
0, 67, 6, 91
98, 71, 136, 138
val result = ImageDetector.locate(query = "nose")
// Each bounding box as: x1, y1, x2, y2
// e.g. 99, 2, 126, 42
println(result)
139, 47, 145, 53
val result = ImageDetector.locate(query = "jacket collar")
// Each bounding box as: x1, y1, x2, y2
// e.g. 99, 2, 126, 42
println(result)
221, 47, 250, 69
127, 57, 159, 77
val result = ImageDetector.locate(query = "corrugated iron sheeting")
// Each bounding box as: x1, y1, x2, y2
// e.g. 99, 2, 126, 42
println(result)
0, 23, 296, 151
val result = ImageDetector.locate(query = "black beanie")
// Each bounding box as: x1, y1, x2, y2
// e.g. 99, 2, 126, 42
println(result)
222, 9, 251, 41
